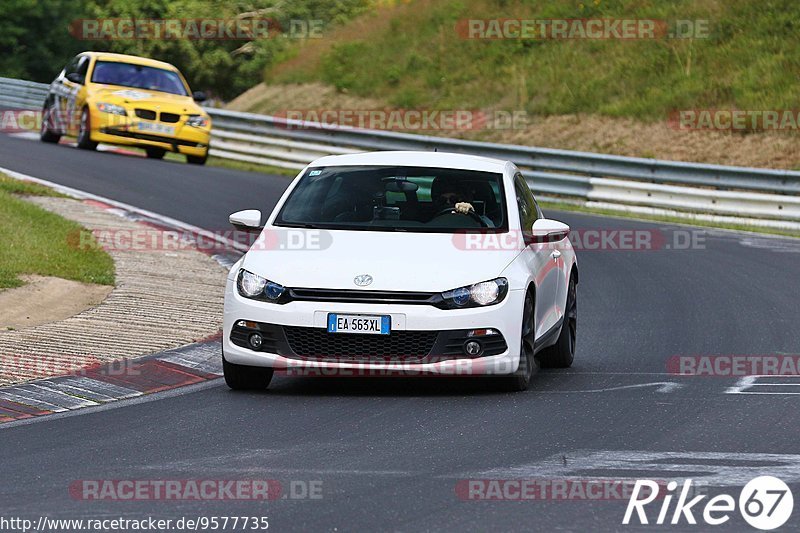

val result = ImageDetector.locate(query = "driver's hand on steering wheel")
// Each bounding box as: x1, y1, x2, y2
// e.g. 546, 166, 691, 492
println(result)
454, 202, 474, 214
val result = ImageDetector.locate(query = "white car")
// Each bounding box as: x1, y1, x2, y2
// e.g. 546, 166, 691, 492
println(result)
222, 151, 578, 391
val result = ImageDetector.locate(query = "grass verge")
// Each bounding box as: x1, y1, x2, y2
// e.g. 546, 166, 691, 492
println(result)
0, 174, 68, 197
160, 151, 298, 177
206, 157, 298, 178
267, 0, 800, 122
0, 173, 115, 289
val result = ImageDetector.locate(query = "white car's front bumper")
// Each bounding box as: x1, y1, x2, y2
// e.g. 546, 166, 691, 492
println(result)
222, 277, 525, 376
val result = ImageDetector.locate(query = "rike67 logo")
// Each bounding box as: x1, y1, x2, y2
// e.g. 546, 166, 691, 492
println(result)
624, 476, 793, 530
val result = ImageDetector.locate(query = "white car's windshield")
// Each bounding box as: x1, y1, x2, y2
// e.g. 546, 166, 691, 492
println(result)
91, 61, 189, 96
274, 166, 507, 232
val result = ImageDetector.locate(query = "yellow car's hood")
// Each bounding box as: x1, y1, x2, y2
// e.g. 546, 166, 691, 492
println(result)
90, 85, 204, 115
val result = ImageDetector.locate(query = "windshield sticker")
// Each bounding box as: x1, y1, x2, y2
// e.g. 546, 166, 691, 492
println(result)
111, 89, 152, 100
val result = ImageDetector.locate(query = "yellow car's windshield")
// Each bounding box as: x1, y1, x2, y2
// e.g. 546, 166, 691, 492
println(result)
91, 61, 188, 96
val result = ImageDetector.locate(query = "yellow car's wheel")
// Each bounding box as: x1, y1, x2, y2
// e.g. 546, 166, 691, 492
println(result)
187, 153, 208, 165
145, 148, 166, 159
40, 102, 61, 143
76, 107, 98, 151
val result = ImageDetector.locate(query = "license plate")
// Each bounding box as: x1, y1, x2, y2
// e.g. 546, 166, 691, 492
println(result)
327, 314, 390, 335
138, 121, 174, 135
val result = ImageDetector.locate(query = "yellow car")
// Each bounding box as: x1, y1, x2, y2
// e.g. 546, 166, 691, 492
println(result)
40, 51, 211, 165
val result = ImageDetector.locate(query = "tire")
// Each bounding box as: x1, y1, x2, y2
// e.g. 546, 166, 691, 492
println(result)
222, 354, 274, 390
186, 153, 208, 165
538, 275, 577, 368
40, 102, 61, 143
76, 107, 97, 150
499, 291, 537, 392
145, 147, 166, 159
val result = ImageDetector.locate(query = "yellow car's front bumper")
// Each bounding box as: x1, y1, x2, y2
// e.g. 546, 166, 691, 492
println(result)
89, 108, 211, 156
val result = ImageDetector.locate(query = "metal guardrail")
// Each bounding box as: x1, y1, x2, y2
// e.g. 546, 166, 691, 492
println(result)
2, 76, 799, 228
0, 76, 50, 110
206, 109, 800, 226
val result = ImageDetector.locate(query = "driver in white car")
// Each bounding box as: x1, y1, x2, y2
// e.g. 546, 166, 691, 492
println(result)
432, 176, 474, 213
432, 176, 497, 226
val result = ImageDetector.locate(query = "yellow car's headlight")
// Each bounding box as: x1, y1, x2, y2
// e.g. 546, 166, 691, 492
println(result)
96, 102, 127, 116
186, 114, 209, 128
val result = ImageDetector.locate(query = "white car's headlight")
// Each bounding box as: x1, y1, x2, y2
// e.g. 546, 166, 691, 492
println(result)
96, 102, 127, 116
186, 114, 209, 128
237, 269, 287, 302
438, 278, 508, 309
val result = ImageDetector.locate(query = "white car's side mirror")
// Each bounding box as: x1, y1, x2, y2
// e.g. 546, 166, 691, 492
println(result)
531, 218, 570, 243
229, 209, 263, 231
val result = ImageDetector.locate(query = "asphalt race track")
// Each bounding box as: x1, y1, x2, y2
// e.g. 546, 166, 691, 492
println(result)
2, 133, 800, 531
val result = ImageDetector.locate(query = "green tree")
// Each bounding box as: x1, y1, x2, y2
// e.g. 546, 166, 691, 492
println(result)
1, 0, 370, 100
0, 0, 88, 81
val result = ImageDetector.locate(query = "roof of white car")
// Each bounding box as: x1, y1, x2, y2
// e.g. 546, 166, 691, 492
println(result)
308, 151, 510, 173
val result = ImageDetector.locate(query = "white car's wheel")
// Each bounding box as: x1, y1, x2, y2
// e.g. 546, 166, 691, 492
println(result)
222, 354, 273, 390
500, 291, 536, 392
539, 276, 577, 368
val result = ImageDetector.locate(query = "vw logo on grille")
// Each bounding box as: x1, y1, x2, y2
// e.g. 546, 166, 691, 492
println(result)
353, 274, 373, 287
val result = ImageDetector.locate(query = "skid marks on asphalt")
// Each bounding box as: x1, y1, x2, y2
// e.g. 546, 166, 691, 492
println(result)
531, 371, 685, 395
461, 450, 800, 488
533, 370, 800, 397
725, 375, 800, 395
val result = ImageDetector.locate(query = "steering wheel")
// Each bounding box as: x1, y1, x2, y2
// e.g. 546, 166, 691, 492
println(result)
433, 207, 488, 227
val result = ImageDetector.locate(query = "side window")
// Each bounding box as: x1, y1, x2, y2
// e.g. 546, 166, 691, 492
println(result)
532, 195, 543, 219
63, 55, 81, 77
75, 56, 90, 84
514, 173, 537, 232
